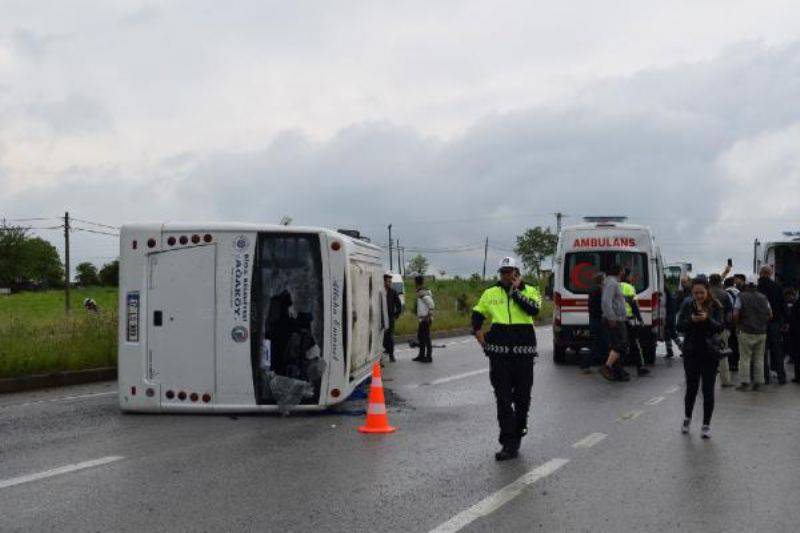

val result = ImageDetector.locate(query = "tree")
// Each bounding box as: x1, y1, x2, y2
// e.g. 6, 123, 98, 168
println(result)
23, 237, 64, 287
0, 226, 30, 286
99, 260, 120, 287
514, 226, 559, 277
75, 262, 100, 286
407, 254, 429, 275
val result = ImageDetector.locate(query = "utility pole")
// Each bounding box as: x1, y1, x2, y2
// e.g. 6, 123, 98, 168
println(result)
555, 212, 563, 234
753, 238, 761, 273
64, 211, 71, 313
399, 247, 405, 276
387, 224, 393, 271
482, 237, 489, 280
396, 239, 401, 274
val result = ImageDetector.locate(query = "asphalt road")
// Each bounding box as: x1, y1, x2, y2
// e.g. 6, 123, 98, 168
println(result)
1, 328, 799, 532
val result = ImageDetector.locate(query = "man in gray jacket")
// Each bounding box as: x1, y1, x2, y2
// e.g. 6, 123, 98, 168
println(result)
735, 275, 772, 391
601, 264, 630, 382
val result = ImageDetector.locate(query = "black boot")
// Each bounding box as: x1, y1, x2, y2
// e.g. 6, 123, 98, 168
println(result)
494, 447, 519, 461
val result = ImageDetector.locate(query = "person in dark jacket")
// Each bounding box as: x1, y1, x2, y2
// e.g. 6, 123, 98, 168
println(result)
784, 288, 800, 383
585, 272, 607, 371
664, 286, 678, 358
758, 265, 787, 384
383, 273, 403, 362
677, 277, 724, 439
724, 276, 741, 371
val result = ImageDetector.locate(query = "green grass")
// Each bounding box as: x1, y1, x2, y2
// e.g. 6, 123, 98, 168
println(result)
394, 277, 553, 336
0, 280, 553, 379
0, 288, 118, 379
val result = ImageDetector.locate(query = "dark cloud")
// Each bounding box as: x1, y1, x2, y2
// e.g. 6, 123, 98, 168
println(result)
6, 41, 800, 275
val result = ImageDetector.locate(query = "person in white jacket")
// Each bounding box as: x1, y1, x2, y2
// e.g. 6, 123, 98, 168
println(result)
413, 274, 436, 363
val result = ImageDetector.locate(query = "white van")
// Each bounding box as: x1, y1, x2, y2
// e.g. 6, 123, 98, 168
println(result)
552, 217, 666, 364
755, 232, 800, 288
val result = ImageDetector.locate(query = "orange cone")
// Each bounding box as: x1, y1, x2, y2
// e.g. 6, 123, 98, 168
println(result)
358, 362, 396, 434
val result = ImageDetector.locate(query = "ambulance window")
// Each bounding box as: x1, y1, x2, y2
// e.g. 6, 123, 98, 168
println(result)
611, 252, 648, 292
564, 252, 602, 294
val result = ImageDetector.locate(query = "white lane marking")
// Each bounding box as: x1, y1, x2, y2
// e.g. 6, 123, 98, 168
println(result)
644, 396, 666, 405
1, 391, 117, 410
407, 368, 488, 389
572, 432, 607, 449
0, 456, 124, 490
429, 458, 569, 533
665, 386, 680, 394
617, 410, 644, 422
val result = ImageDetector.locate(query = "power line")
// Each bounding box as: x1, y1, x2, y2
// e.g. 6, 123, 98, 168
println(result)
70, 217, 120, 231
71, 227, 120, 237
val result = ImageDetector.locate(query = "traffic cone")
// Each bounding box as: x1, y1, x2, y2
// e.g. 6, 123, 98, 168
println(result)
358, 362, 396, 434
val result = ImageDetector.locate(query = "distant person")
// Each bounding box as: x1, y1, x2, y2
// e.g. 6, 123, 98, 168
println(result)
724, 277, 741, 372
786, 288, 800, 384
709, 274, 734, 387
734, 276, 772, 391
413, 275, 435, 363
733, 273, 747, 291
664, 285, 678, 358
677, 277, 724, 438
584, 272, 607, 373
600, 264, 630, 382
383, 273, 403, 363
83, 298, 100, 314
758, 265, 787, 384
472, 257, 541, 461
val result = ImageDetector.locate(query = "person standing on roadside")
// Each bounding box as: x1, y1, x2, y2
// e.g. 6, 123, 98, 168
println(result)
758, 265, 787, 384
724, 277, 741, 372
583, 272, 607, 372
709, 274, 734, 387
677, 277, 724, 439
383, 273, 403, 363
734, 276, 772, 391
472, 257, 541, 461
600, 265, 630, 382
786, 288, 800, 384
413, 275, 435, 363
620, 269, 649, 376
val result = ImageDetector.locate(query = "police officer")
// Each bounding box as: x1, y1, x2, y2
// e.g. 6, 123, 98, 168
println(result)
472, 257, 542, 461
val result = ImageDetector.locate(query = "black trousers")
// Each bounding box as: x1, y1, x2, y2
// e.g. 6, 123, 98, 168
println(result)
417, 320, 432, 359
587, 318, 608, 367
684, 355, 718, 425
383, 323, 395, 356
626, 323, 644, 367
728, 328, 740, 371
489, 355, 534, 450
765, 322, 786, 382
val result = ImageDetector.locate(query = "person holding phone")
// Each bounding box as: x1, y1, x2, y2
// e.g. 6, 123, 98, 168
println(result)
472, 257, 541, 461
677, 277, 725, 438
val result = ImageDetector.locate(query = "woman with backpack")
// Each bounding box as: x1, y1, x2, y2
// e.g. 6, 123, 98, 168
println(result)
677, 277, 725, 439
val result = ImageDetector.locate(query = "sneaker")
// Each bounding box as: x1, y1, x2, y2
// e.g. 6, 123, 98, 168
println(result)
388, 354, 396, 363
518, 426, 528, 438
600, 365, 616, 381
701, 425, 711, 439
637, 367, 651, 376
736, 383, 749, 391
681, 418, 691, 434
421, 357, 433, 363
494, 448, 519, 461
412, 356, 425, 362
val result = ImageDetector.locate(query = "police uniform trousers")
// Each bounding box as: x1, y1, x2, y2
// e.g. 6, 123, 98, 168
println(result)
488, 352, 535, 450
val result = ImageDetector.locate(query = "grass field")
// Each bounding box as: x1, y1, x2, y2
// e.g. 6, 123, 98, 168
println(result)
0, 288, 118, 379
0, 279, 552, 379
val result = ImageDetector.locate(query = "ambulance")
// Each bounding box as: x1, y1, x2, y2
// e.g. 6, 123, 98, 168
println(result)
551, 217, 666, 365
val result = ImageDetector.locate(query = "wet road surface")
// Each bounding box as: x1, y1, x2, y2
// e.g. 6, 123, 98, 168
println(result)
1, 329, 799, 532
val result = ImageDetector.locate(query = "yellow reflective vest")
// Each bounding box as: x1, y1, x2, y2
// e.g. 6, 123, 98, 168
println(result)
473, 283, 542, 326
620, 282, 636, 318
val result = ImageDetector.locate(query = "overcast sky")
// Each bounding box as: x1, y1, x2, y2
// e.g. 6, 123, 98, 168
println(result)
3, 1, 800, 277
